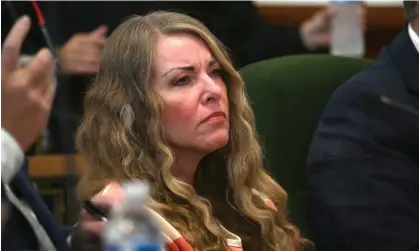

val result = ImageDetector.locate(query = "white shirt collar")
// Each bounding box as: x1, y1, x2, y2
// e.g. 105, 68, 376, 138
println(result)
408, 23, 419, 54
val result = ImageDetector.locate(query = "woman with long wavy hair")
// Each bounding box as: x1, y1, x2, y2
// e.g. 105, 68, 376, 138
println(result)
74, 11, 308, 251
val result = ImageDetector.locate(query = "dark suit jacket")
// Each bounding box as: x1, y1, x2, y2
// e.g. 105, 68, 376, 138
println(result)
307, 27, 419, 251
1, 159, 71, 251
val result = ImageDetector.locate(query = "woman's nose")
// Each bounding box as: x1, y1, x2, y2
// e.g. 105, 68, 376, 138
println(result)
202, 76, 222, 104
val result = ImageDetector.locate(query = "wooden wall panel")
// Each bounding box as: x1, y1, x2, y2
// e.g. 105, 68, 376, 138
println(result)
29, 155, 85, 178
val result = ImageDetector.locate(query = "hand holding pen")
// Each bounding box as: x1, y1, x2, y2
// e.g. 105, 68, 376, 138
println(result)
79, 183, 124, 235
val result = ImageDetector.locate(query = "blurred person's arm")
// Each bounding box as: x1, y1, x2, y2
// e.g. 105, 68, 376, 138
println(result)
1, 15, 55, 183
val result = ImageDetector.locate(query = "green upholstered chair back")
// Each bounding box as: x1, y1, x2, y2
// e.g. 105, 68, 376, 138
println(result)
239, 54, 374, 238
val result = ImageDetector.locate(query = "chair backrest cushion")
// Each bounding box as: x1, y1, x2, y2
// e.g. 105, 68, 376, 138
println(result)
239, 54, 374, 237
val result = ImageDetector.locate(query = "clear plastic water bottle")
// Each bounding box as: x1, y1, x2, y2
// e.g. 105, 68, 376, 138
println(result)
330, 0, 364, 58
102, 181, 163, 251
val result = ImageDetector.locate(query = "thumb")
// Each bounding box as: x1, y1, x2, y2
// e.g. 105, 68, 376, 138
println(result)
310, 6, 335, 29
321, 6, 337, 20
89, 25, 108, 39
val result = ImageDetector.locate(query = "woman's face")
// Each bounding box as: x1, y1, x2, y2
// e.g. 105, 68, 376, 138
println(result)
152, 33, 229, 155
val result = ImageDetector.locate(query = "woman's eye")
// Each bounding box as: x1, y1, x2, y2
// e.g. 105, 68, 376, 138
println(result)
174, 76, 192, 86
209, 68, 222, 78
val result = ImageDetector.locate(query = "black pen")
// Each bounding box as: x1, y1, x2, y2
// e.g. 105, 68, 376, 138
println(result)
29, 0, 61, 71
83, 200, 108, 222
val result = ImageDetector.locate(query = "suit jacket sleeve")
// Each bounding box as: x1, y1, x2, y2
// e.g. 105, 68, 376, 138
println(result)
307, 85, 419, 251
1, 128, 24, 184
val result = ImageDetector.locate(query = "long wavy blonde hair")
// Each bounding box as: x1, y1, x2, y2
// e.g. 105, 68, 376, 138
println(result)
77, 11, 306, 251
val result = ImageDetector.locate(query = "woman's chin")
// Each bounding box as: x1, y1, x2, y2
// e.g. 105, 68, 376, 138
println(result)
199, 133, 229, 153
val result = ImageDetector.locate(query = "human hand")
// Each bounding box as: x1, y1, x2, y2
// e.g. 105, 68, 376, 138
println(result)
81, 182, 124, 235
59, 25, 108, 75
71, 183, 124, 250
1, 15, 55, 151
300, 4, 366, 51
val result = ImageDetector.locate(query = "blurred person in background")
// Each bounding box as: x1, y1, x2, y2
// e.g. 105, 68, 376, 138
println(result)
71, 11, 311, 251
1, 15, 71, 251
307, 1, 419, 251
1, 1, 364, 154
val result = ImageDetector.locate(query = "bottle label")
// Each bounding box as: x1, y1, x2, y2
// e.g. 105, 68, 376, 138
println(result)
104, 243, 161, 251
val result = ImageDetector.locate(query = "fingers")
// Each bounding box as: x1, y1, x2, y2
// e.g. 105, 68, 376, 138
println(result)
88, 183, 125, 210
60, 30, 105, 74
88, 25, 108, 46
77, 183, 124, 238
98, 182, 125, 202
89, 25, 108, 39
325, 6, 337, 19
69, 64, 99, 75
79, 208, 105, 237
80, 220, 106, 236
42, 71, 56, 108
2, 16, 31, 72
91, 193, 120, 209
79, 209, 105, 235
357, 6, 367, 31
62, 54, 99, 74
24, 48, 56, 112
27, 48, 53, 73
71, 45, 102, 63
26, 48, 54, 88
80, 209, 99, 222
317, 6, 337, 23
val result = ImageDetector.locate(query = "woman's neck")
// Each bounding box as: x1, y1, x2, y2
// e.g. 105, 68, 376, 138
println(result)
172, 151, 203, 185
